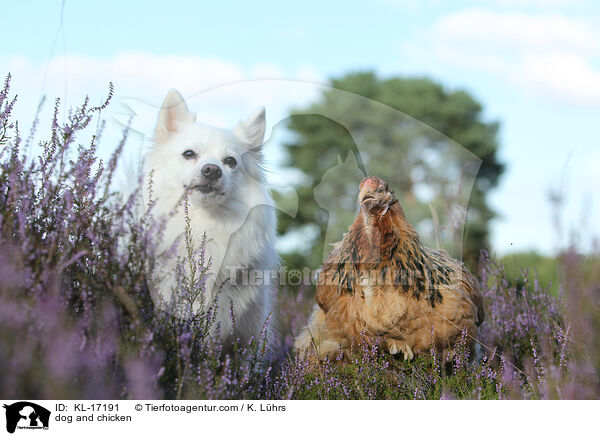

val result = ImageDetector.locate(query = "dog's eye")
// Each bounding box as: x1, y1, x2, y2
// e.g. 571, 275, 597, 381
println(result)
223, 156, 237, 168
182, 150, 197, 160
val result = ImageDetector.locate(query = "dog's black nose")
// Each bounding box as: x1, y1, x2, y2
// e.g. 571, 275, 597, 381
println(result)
202, 164, 222, 180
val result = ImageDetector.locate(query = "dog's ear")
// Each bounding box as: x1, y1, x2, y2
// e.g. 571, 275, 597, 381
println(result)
236, 107, 266, 151
154, 89, 194, 143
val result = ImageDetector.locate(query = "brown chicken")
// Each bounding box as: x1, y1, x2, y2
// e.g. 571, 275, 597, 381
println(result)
295, 176, 485, 360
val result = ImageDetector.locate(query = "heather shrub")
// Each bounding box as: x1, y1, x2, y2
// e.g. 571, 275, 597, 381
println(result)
0, 74, 598, 399
0, 74, 285, 400
0, 75, 163, 398
265, 330, 506, 400
478, 251, 566, 365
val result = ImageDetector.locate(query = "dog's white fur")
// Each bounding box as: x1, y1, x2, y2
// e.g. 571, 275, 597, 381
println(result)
143, 89, 278, 345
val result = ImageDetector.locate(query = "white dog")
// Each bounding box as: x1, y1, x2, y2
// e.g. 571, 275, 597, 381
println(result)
143, 89, 278, 347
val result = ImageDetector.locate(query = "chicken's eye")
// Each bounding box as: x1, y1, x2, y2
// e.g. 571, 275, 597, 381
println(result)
224, 156, 237, 168
182, 150, 197, 160
377, 188, 385, 194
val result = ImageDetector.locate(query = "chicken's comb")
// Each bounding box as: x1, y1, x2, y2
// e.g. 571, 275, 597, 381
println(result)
360, 176, 386, 190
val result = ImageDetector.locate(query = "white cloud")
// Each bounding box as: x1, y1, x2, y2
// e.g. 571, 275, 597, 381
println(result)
435, 9, 598, 55
516, 52, 600, 106
431, 8, 600, 106
4, 52, 322, 113
2, 52, 323, 142
1, 52, 324, 188
383, 0, 587, 11
488, 0, 587, 6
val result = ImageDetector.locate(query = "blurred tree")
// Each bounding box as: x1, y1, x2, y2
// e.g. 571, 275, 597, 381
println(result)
500, 251, 561, 297
277, 71, 504, 271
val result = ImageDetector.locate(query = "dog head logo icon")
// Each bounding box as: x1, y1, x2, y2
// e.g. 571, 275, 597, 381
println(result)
3, 402, 50, 434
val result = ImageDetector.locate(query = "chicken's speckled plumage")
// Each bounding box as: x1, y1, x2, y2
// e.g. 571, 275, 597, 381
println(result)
295, 176, 485, 360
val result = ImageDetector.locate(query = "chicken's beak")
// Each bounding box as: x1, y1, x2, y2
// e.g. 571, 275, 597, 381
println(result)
360, 193, 375, 204
359, 184, 378, 208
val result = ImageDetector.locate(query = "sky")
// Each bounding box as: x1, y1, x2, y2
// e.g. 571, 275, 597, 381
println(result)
2, 0, 599, 256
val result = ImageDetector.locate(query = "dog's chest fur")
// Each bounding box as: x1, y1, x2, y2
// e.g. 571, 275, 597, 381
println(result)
150, 176, 278, 342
